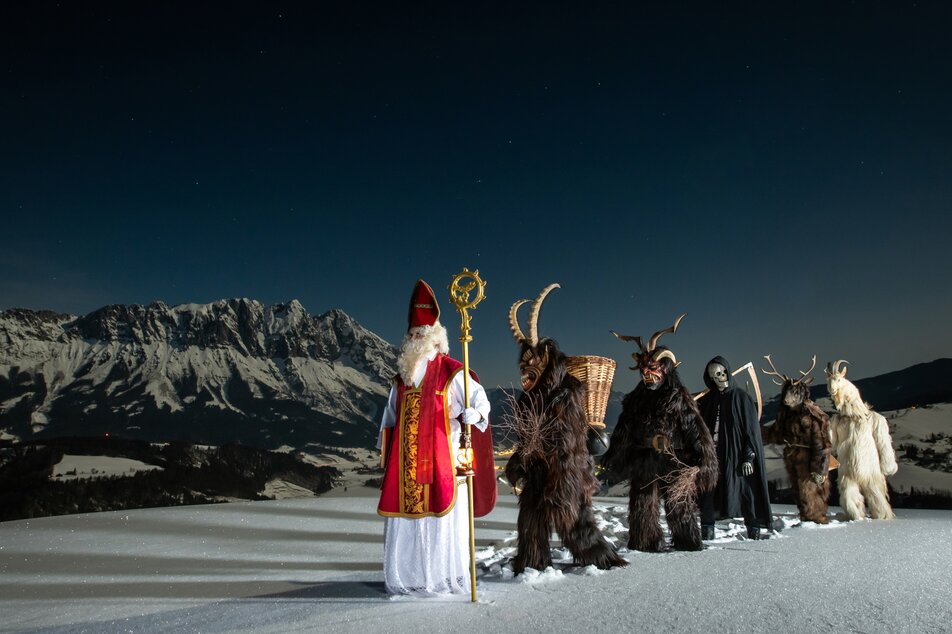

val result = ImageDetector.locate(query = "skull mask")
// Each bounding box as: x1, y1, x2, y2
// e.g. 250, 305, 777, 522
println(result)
707, 362, 729, 392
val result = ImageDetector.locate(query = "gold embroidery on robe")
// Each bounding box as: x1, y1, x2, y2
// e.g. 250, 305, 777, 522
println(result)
400, 390, 425, 514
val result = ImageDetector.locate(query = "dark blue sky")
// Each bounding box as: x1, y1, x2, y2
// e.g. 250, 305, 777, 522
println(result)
3, 2, 950, 393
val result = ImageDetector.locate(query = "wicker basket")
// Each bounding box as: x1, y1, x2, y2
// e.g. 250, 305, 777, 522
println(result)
565, 355, 617, 429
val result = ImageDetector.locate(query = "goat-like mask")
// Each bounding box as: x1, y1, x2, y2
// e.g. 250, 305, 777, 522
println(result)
825, 359, 849, 383
611, 314, 686, 391
509, 283, 560, 392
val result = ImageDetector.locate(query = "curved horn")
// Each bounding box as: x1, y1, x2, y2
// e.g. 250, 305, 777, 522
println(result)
654, 349, 680, 368
647, 313, 686, 352
610, 329, 645, 352
528, 283, 560, 346
508, 299, 529, 344
794, 355, 817, 384
833, 359, 849, 378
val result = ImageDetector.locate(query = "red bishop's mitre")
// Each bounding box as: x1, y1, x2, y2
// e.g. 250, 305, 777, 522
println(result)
407, 279, 440, 331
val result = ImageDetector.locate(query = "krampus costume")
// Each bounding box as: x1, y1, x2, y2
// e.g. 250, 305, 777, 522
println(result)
602, 315, 718, 552
504, 284, 627, 574
761, 355, 832, 524
697, 356, 773, 540
826, 360, 898, 520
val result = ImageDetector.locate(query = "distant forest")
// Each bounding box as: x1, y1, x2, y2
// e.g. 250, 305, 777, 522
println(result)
0, 436, 339, 522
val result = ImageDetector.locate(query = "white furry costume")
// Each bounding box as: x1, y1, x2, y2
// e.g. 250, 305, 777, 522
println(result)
827, 361, 898, 520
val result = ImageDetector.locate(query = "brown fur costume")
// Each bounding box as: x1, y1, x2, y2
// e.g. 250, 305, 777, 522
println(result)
504, 284, 626, 574
761, 356, 832, 524
602, 315, 718, 552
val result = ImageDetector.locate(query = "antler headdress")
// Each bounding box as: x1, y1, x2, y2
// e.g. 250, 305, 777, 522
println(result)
509, 283, 560, 346
611, 313, 686, 369
761, 354, 818, 386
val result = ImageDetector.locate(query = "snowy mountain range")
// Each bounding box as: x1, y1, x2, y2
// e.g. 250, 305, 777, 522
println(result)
0, 299, 397, 447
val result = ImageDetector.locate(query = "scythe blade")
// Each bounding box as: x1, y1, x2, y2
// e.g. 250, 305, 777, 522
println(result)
735, 362, 763, 421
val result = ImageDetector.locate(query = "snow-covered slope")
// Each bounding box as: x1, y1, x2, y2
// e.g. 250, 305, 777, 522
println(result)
0, 299, 397, 447
0, 489, 950, 633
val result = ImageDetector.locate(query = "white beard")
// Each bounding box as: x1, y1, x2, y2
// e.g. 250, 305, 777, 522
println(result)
396, 323, 449, 386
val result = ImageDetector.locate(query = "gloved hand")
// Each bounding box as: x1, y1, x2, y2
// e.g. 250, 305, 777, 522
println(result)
811, 472, 826, 485
461, 407, 483, 425
741, 462, 754, 476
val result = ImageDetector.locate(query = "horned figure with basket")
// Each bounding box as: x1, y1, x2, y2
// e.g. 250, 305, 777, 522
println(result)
602, 314, 718, 552
760, 355, 832, 524
826, 360, 898, 520
504, 283, 627, 574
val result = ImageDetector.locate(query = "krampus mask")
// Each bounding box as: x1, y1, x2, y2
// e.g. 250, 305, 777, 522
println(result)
611, 313, 686, 390
762, 354, 817, 407
509, 283, 565, 392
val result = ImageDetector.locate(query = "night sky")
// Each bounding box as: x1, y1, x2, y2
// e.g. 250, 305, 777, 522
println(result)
3, 2, 951, 394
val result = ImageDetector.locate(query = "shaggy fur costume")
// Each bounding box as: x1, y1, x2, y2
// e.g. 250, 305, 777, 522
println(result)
603, 353, 718, 552
505, 338, 627, 574
827, 363, 898, 520
762, 381, 832, 524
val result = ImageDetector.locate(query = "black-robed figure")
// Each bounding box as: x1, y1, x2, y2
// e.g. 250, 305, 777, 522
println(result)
697, 356, 773, 540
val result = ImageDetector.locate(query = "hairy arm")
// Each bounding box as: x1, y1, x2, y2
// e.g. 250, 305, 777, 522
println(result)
872, 412, 898, 476
602, 397, 633, 476
830, 415, 841, 456
680, 389, 718, 493
808, 407, 832, 475
761, 416, 780, 445
504, 451, 525, 489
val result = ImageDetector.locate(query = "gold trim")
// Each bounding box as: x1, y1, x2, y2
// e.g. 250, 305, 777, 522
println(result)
377, 477, 465, 518
399, 390, 425, 515
377, 369, 462, 519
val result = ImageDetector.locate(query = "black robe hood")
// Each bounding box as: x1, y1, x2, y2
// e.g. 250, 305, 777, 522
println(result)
703, 355, 733, 393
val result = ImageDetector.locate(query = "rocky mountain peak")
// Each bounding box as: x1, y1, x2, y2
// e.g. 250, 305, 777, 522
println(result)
0, 298, 399, 447
0, 308, 75, 345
